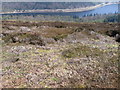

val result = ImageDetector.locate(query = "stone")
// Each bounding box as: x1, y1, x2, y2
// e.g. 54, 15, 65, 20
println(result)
115, 34, 120, 42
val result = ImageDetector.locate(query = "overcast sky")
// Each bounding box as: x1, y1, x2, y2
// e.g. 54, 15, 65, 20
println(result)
1, 0, 120, 2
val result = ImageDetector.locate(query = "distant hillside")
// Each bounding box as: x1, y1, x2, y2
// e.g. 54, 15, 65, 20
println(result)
2, 2, 100, 12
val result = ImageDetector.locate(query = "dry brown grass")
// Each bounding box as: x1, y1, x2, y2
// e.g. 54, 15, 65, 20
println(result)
38, 27, 73, 38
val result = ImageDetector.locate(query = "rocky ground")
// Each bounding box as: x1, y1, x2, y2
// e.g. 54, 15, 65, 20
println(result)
1, 21, 120, 88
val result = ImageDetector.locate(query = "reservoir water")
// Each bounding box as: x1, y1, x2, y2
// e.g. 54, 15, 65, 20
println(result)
2, 4, 119, 17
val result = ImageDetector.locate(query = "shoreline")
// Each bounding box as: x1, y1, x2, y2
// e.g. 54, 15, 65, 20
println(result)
1, 3, 117, 15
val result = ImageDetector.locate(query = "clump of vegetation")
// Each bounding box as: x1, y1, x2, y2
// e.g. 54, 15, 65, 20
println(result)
106, 30, 120, 37
62, 45, 104, 58
74, 27, 84, 32
53, 34, 68, 41
54, 22, 66, 28
105, 30, 120, 42
2, 32, 45, 46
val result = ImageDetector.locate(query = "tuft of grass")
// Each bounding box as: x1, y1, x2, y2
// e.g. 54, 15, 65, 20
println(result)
51, 77, 59, 81
53, 34, 68, 41
3, 66, 11, 71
